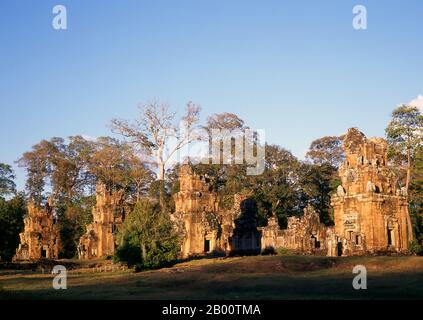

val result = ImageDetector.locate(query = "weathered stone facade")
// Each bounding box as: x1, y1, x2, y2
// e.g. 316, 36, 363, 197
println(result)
14, 200, 61, 261
78, 183, 126, 259
259, 128, 413, 256
260, 205, 337, 256
331, 128, 412, 255
61, 126, 413, 260
172, 165, 261, 258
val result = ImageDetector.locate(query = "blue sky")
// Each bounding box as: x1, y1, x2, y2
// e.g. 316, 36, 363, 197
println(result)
1, 0, 422, 191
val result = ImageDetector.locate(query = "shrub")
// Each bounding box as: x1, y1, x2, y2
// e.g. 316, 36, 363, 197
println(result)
114, 242, 141, 267
114, 199, 180, 270
0, 195, 26, 261
410, 241, 423, 256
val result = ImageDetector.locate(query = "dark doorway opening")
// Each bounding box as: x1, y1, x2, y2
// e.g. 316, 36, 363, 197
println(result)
41, 249, 47, 258
311, 235, 320, 249
337, 242, 343, 256
204, 239, 210, 253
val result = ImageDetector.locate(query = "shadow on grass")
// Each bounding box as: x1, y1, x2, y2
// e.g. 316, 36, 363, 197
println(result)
2, 258, 423, 300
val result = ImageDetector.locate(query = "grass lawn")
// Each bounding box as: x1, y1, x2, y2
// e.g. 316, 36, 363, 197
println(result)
1, 255, 423, 300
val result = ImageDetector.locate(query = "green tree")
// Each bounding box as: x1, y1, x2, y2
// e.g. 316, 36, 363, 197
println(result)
115, 198, 179, 269
0, 194, 26, 261
58, 195, 95, 258
297, 162, 339, 225
302, 134, 347, 225
87, 137, 133, 190
409, 146, 423, 249
18, 135, 155, 258
306, 135, 345, 168
17, 140, 52, 204
50, 136, 96, 202
18, 136, 95, 204
385, 105, 423, 191
0, 163, 16, 198
251, 145, 302, 228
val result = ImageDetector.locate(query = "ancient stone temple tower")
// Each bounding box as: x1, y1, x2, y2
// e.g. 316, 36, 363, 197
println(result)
14, 200, 61, 261
78, 183, 126, 259
172, 164, 261, 258
172, 165, 220, 258
331, 128, 412, 255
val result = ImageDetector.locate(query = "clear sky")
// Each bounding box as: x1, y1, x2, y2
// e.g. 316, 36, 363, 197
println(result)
1, 0, 422, 191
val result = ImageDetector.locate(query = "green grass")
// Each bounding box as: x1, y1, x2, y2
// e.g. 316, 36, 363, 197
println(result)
1, 255, 423, 299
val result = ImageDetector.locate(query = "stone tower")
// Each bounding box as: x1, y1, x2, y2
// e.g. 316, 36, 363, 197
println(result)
331, 128, 412, 255
172, 165, 220, 258
172, 164, 261, 258
78, 183, 126, 259
14, 199, 61, 261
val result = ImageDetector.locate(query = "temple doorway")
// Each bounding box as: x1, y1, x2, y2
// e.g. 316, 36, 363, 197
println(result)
337, 242, 343, 256
204, 239, 210, 253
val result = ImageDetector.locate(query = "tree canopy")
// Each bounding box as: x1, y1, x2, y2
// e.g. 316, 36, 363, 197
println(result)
2, 100, 421, 261
0, 163, 16, 198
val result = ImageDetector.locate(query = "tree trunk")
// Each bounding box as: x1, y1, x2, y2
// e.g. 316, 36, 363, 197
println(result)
406, 142, 411, 193
157, 160, 165, 205
158, 162, 165, 181
141, 242, 146, 261
406, 142, 414, 243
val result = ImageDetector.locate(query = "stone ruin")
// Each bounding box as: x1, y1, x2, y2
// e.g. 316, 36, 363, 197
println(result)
172, 165, 261, 258
260, 128, 412, 256
78, 183, 126, 259
14, 199, 61, 261
260, 205, 337, 256
16, 127, 409, 261
172, 165, 337, 258
173, 128, 413, 257
331, 128, 412, 255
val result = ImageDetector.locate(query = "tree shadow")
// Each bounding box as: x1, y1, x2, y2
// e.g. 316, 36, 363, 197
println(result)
229, 197, 262, 256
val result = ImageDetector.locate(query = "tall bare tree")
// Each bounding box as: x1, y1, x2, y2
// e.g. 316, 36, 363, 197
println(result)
111, 100, 201, 181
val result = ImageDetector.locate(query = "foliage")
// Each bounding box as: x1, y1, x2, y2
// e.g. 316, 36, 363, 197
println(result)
205, 112, 245, 131
386, 105, 422, 243
386, 105, 422, 161
17, 135, 154, 258
58, 196, 95, 259
0, 163, 16, 198
18, 136, 154, 204
115, 199, 179, 269
0, 194, 26, 261
409, 240, 423, 256
297, 162, 339, 225
306, 135, 345, 168
12, 106, 421, 263
385, 105, 423, 190
409, 146, 423, 243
